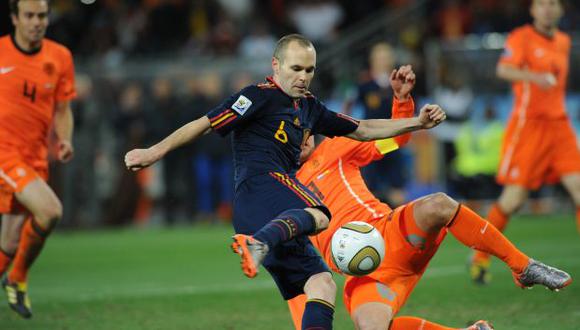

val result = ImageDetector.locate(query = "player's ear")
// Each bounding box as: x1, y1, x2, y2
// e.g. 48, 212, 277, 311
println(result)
272, 56, 280, 75
11, 13, 18, 27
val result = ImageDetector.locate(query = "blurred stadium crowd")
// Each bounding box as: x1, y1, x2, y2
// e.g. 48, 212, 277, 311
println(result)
1, 0, 579, 228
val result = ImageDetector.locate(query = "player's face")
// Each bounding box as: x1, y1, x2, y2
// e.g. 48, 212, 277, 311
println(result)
531, 0, 562, 29
11, 0, 49, 45
272, 42, 316, 98
299, 136, 316, 164
370, 47, 394, 73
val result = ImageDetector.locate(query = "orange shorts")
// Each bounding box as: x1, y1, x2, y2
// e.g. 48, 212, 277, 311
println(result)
342, 202, 447, 316
0, 157, 48, 214
497, 118, 580, 189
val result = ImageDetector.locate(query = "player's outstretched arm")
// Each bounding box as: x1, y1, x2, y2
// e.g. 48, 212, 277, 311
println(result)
125, 116, 211, 171
496, 64, 556, 89
346, 104, 446, 142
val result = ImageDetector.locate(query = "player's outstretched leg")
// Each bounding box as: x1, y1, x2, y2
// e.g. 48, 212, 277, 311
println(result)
445, 202, 572, 291
232, 208, 328, 278
513, 259, 572, 291
231, 234, 269, 278
5, 179, 63, 319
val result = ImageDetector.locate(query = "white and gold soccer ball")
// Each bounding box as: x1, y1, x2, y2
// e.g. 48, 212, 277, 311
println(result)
331, 221, 385, 276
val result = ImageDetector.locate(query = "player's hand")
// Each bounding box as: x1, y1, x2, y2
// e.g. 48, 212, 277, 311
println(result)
57, 140, 74, 163
390, 65, 415, 100
124, 147, 161, 171
418, 104, 446, 129
532, 73, 557, 89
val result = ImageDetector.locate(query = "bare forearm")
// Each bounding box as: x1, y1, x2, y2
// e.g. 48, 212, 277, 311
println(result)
347, 117, 423, 141
54, 104, 74, 141
153, 116, 211, 156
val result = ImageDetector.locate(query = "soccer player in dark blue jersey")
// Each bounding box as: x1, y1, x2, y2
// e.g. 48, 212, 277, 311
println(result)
125, 34, 446, 329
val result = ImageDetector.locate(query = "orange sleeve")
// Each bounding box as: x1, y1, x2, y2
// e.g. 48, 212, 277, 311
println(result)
498, 30, 525, 68
391, 96, 415, 147
323, 137, 382, 168
55, 48, 77, 102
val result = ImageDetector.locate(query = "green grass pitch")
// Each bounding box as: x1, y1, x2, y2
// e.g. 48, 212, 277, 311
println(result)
1, 215, 579, 329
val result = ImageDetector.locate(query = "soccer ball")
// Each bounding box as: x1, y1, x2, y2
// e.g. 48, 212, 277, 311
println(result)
330, 221, 385, 276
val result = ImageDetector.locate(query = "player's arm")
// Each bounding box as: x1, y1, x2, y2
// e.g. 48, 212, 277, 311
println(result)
346, 65, 441, 142
496, 64, 556, 89
53, 101, 75, 162
496, 30, 555, 89
53, 48, 77, 163
125, 116, 211, 171
346, 104, 444, 142
125, 85, 264, 171
384, 64, 416, 147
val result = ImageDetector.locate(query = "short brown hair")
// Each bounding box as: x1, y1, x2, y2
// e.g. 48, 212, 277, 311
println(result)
10, 0, 50, 15
273, 34, 314, 62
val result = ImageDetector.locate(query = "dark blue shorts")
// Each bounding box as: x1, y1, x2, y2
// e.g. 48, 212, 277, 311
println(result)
233, 172, 331, 300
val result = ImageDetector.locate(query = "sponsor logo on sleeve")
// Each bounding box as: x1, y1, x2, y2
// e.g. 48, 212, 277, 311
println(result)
231, 95, 252, 115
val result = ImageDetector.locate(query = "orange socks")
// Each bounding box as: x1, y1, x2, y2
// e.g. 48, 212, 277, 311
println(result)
8, 219, 49, 283
473, 204, 510, 264
0, 248, 13, 276
448, 205, 529, 274
391, 316, 455, 330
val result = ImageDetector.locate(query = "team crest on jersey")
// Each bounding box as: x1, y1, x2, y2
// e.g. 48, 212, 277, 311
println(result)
43, 62, 55, 76
293, 117, 301, 127
232, 95, 252, 115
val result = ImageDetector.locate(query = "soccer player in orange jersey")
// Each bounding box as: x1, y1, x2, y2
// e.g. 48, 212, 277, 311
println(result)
470, 0, 580, 284
287, 67, 571, 330
0, 0, 76, 318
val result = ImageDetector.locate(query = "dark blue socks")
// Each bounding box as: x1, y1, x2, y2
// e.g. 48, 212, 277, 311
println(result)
254, 209, 316, 249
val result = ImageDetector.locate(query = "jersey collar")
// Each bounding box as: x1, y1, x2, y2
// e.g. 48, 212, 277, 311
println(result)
266, 76, 296, 99
10, 33, 42, 56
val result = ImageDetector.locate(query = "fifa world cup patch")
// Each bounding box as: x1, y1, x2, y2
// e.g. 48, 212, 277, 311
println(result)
231, 95, 252, 115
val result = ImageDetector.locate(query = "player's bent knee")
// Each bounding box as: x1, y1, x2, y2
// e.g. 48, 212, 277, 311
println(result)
415, 193, 458, 231
304, 272, 336, 303
37, 201, 63, 228
305, 208, 330, 233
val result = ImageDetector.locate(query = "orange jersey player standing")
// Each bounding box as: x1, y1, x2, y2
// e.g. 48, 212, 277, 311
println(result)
470, 0, 580, 285
287, 67, 571, 330
0, 0, 76, 319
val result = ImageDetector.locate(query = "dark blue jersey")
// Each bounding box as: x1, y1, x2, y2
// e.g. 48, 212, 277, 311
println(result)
357, 79, 393, 119
206, 77, 359, 189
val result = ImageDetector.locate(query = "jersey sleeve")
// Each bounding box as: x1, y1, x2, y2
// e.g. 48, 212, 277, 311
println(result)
498, 30, 526, 68
321, 137, 383, 168
206, 85, 266, 136
55, 48, 77, 102
391, 96, 415, 147
311, 99, 359, 137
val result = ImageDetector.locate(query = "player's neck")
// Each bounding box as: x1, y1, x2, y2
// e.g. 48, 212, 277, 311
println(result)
12, 32, 42, 54
532, 22, 557, 38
